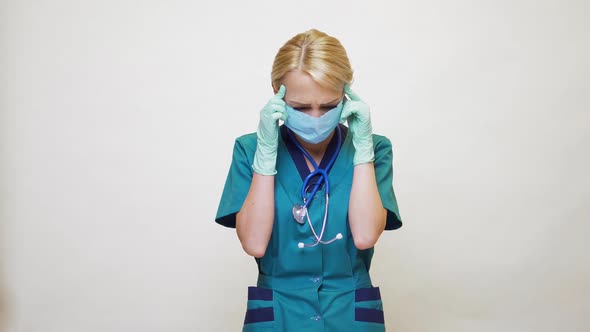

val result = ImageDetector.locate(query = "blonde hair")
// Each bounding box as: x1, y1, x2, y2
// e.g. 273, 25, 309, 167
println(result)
271, 29, 353, 92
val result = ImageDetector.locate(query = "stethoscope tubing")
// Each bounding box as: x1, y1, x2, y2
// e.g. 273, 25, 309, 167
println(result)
288, 126, 342, 208
287, 126, 343, 248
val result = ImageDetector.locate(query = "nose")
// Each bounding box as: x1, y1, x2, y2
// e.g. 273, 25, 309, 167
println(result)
306, 105, 324, 118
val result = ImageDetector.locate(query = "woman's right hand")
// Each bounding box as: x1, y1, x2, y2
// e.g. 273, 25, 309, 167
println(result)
252, 85, 287, 175
240, 86, 286, 256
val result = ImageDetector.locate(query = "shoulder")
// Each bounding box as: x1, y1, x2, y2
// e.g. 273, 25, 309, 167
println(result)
233, 132, 257, 155
235, 132, 257, 145
372, 134, 394, 152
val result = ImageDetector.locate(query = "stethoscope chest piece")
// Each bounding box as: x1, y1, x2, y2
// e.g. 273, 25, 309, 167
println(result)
292, 204, 307, 225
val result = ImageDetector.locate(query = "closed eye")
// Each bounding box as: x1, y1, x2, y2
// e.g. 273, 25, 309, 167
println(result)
293, 104, 339, 112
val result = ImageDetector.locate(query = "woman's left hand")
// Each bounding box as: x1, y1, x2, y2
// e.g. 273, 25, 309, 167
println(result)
340, 84, 375, 165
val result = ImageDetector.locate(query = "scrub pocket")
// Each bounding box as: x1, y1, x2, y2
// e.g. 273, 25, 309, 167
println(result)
354, 287, 385, 332
243, 286, 274, 332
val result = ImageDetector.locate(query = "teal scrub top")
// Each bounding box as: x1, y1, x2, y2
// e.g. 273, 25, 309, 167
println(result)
216, 125, 402, 332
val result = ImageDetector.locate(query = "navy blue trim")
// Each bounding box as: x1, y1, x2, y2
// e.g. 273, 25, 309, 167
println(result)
247, 286, 273, 301
355, 308, 385, 324
280, 124, 348, 185
385, 209, 402, 230
281, 125, 308, 181
244, 307, 274, 324
355, 287, 382, 302
215, 214, 236, 228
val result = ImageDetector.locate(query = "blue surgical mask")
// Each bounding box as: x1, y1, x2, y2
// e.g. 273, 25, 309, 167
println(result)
284, 99, 344, 144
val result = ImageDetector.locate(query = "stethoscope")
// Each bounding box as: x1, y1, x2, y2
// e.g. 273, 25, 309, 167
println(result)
287, 126, 344, 249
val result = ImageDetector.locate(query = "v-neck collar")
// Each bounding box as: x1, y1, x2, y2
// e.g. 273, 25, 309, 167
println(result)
276, 124, 354, 207
281, 125, 346, 182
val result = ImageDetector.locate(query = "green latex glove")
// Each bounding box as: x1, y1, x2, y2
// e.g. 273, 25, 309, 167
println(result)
252, 85, 287, 175
340, 84, 375, 165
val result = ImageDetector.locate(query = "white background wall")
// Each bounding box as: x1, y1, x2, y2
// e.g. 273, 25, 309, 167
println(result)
1, 0, 588, 331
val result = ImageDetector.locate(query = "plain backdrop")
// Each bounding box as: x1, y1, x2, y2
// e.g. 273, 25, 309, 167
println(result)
1, 0, 589, 331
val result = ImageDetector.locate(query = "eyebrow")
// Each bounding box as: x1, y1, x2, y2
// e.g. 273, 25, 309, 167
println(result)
286, 96, 342, 107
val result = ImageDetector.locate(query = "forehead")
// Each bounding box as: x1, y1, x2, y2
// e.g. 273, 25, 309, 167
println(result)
282, 70, 342, 103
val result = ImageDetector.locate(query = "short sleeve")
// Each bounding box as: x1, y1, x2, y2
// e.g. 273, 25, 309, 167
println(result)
215, 135, 256, 228
373, 135, 402, 230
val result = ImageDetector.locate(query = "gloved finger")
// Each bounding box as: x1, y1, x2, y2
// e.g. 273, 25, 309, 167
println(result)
275, 84, 286, 99
271, 111, 287, 121
270, 98, 286, 108
344, 84, 362, 102
270, 100, 286, 115
279, 112, 288, 122
270, 103, 286, 119
272, 113, 287, 121
339, 104, 354, 123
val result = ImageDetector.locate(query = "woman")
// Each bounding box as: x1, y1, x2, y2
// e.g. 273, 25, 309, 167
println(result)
216, 29, 402, 331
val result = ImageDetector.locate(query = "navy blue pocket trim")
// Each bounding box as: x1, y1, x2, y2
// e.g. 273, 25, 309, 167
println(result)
247, 286, 273, 301
355, 307, 385, 324
355, 287, 381, 302
244, 307, 274, 324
